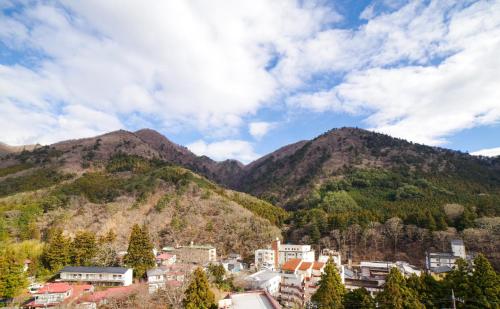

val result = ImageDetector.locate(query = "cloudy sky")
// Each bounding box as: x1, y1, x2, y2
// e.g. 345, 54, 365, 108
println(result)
1, 0, 499, 163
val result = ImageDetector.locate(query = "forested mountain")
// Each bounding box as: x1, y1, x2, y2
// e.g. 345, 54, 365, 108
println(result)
1, 127, 499, 268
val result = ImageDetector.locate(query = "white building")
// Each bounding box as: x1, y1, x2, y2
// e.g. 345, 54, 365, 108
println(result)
360, 261, 421, 279
426, 239, 467, 273
255, 239, 315, 270
59, 266, 133, 286
255, 249, 276, 271
246, 269, 281, 296
29, 283, 93, 307
318, 249, 341, 266
146, 264, 194, 293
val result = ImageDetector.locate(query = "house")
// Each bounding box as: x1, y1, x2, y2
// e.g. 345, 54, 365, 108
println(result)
147, 264, 194, 293
173, 243, 217, 265
426, 239, 468, 274
156, 252, 176, 266
255, 239, 315, 270
59, 266, 133, 286
344, 278, 382, 296
246, 269, 281, 296
26, 283, 93, 308
218, 291, 281, 309
221, 259, 245, 273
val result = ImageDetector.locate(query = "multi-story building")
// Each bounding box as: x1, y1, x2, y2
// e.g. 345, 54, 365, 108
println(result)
255, 249, 277, 271
246, 269, 282, 296
59, 266, 133, 286
426, 239, 467, 274
318, 249, 341, 266
173, 243, 217, 265
255, 239, 315, 270
359, 261, 421, 280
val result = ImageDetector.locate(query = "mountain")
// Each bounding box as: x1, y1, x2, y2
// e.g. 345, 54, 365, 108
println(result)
1, 127, 499, 267
0, 131, 284, 257
0, 142, 40, 155
234, 127, 500, 208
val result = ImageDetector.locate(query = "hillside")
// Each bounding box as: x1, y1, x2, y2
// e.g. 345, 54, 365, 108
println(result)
1, 127, 499, 268
0, 153, 283, 258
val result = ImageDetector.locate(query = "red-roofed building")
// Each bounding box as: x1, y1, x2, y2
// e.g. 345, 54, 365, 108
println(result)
26, 283, 93, 308
156, 253, 176, 266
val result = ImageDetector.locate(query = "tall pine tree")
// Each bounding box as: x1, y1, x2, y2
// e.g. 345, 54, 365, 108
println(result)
376, 268, 424, 309
41, 228, 71, 271
123, 224, 155, 278
311, 259, 346, 308
467, 254, 499, 308
71, 230, 97, 266
183, 267, 216, 309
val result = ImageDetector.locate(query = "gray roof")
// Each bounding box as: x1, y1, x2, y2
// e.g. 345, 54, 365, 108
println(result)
147, 268, 167, 277
247, 270, 280, 282
60, 266, 130, 274
431, 265, 453, 273
451, 239, 464, 246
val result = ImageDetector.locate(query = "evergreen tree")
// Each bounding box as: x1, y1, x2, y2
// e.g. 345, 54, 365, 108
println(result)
444, 258, 470, 308
0, 249, 28, 299
343, 287, 375, 309
376, 268, 424, 309
406, 273, 445, 308
311, 259, 346, 308
183, 267, 216, 309
71, 230, 97, 266
123, 224, 155, 278
41, 228, 71, 271
207, 263, 226, 286
467, 254, 500, 308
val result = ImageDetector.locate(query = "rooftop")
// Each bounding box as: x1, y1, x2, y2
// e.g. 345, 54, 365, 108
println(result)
60, 266, 130, 274
281, 258, 302, 272
221, 291, 281, 309
312, 262, 325, 270
247, 269, 281, 282
156, 252, 175, 260
36, 283, 73, 294
298, 262, 312, 271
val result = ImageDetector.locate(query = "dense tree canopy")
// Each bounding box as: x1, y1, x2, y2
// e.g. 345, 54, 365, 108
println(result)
183, 268, 216, 309
311, 259, 346, 308
123, 224, 156, 278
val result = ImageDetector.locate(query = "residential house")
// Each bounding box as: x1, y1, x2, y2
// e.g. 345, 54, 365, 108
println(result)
77, 285, 140, 307
221, 259, 245, 273
426, 239, 468, 274
26, 283, 93, 308
59, 266, 133, 286
246, 269, 281, 296
156, 253, 176, 266
317, 249, 341, 266
218, 291, 281, 309
147, 264, 194, 293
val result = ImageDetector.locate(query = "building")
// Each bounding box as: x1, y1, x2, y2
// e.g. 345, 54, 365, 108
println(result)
255, 239, 315, 270
318, 249, 341, 266
246, 269, 281, 296
173, 243, 217, 265
218, 291, 281, 309
344, 278, 382, 296
27, 283, 93, 308
156, 253, 176, 266
360, 261, 421, 280
78, 285, 139, 307
426, 239, 467, 273
221, 259, 245, 273
147, 264, 194, 293
59, 266, 133, 286
255, 249, 277, 271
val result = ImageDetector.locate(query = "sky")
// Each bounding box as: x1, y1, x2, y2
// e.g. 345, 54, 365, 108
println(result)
1, 0, 500, 163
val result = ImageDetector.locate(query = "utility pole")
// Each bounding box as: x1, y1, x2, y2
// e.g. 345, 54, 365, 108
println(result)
451, 289, 456, 309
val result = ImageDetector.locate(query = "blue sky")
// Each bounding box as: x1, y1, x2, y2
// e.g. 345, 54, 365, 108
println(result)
1, 0, 500, 163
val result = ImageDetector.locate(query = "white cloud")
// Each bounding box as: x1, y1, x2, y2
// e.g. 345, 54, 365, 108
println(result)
286, 0, 500, 146
0, 0, 339, 145
249, 122, 276, 140
187, 139, 259, 163
471, 147, 500, 157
